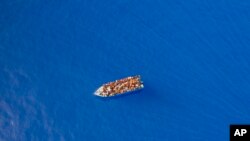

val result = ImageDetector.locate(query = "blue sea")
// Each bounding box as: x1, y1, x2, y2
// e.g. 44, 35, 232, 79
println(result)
1, 0, 250, 140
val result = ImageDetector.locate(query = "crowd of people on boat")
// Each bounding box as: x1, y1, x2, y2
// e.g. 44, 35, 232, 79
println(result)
101, 76, 143, 97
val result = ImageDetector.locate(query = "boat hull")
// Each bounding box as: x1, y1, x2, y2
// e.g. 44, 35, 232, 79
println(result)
94, 75, 144, 97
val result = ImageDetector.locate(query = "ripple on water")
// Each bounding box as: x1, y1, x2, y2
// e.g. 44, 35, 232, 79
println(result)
0, 68, 65, 141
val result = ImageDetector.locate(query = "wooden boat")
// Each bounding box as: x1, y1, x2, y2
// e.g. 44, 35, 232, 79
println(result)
94, 75, 144, 97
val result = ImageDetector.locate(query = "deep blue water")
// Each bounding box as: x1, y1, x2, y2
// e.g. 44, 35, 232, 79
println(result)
1, 0, 250, 140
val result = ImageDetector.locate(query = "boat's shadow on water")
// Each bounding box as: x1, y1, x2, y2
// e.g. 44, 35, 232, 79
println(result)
94, 90, 142, 101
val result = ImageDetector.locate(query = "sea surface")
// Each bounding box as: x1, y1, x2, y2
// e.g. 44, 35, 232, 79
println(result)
1, 0, 250, 140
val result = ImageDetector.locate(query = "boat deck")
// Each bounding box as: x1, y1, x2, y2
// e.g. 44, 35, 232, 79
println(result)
95, 75, 144, 97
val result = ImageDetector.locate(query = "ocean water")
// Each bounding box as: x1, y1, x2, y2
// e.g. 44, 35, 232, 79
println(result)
1, 0, 250, 140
